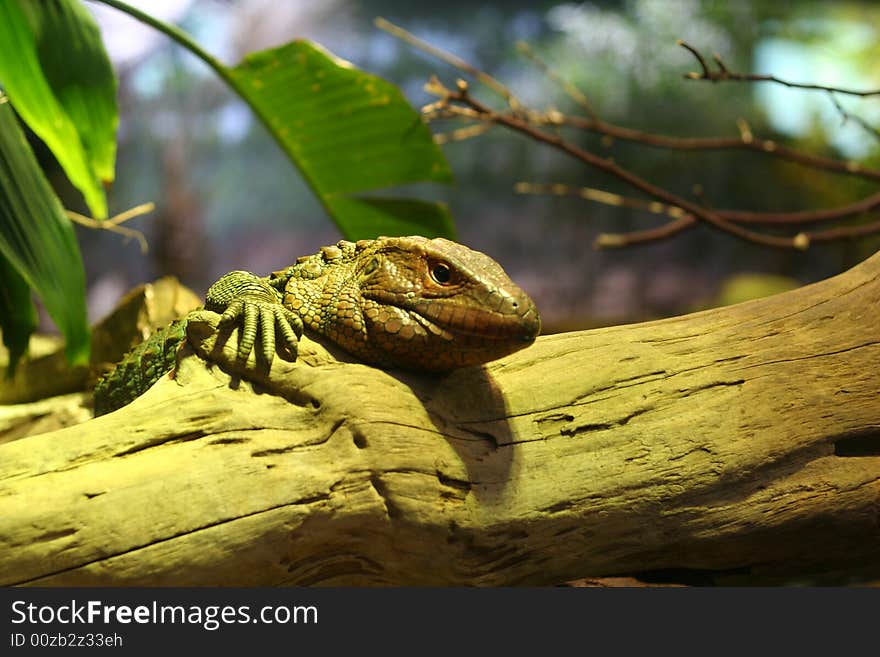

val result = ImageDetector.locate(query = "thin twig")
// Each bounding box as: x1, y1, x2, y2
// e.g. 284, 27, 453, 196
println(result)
435, 83, 800, 249
720, 192, 880, 225
804, 219, 880, 243
712, 52, 729, 75
433, 122, 494, 144
386, 23, 880, 249
596, 216, 695, 248
599, 215, 880, 249
735, 118, 753, 143
515, 182, 687, 218
515, 41, 598, 120
679, 40, 880, 97
66, 202, 154, 254
375, 17, 519, 109
399, 25, 880, 183
439, 84, 880, 248
544, 112, 880, 183
103, 201, 156, 227
828, 92, 880, 142
679, 40, 711, 79
519, 182, 880, 226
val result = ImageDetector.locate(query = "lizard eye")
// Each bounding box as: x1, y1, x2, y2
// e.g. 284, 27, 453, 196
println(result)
430, 261, 453, 285
362, 257, 379, 276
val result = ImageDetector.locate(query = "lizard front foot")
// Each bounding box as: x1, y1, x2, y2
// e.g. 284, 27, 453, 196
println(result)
206, 271, 303, 365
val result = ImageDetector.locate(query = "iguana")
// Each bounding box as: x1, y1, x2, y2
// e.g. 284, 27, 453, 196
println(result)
93, 236, 541, 416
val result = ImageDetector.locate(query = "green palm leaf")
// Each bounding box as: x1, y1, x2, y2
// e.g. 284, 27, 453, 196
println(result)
0, 0, 117, 219
0, 100, 89, 372
229, 41, 455, 239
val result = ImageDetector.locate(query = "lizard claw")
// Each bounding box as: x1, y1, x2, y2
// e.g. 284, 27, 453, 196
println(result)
219, 299, 303, 365
275, 307, 304, 361
207, 271, 303, 366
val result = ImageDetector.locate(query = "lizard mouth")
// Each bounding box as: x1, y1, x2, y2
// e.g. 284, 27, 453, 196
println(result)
405, 295, 541, 344
362, 287, 541, 370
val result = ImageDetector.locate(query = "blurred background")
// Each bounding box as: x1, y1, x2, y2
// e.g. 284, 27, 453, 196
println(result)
54, 0, 880, 333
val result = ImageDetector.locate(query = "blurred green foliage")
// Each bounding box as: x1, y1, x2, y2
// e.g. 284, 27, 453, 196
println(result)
8, 0, 880, 347
228, 40, 453, 240
0, 0, 456, 375
700, 272, 801, 309
0, 100, 89, 373
0, 0, 117, 219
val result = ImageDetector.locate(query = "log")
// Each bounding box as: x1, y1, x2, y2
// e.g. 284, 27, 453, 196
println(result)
1, 251, 879, 586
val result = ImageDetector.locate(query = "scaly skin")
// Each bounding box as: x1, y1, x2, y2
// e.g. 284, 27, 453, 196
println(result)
94, 236, 540, 415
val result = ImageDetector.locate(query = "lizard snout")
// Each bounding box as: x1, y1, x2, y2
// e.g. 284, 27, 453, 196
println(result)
478, 287, 541, 343
517, 301, 541, 342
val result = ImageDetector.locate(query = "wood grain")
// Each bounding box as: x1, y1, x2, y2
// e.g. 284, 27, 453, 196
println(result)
1, 252, 878, 585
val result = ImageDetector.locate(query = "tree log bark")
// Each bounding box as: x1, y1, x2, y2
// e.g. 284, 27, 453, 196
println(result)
2, 252, 879, 586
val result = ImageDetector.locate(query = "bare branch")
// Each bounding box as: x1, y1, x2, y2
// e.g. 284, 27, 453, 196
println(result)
828, 92, 880, 143
735, 117, 753, 143
805, 218, 880, 243
66, 202, 155, 254
596, 216, 695, 248
521, 179, 880, 247
384, 23, 880, 249
519, 182, 880, 227
515, 41, 598, 120
547, 113, 880, 183
433, 122, 493, 144
515, 182, 688, 219
103, 201, 156, 227
678, 39, 712, 79
375, 17, 520, 109
679, 40, 880, 97
433, 82, 800, 249
721, 192, 880, 225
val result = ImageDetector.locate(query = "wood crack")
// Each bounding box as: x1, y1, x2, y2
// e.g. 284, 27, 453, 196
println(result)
8, 494, 332, 586
737, 340, 880, 370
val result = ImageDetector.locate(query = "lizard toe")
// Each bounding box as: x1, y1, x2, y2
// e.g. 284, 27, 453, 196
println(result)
238, 301, 259, 361
276, 307, 301, 362
259, 306, 276, 366
220, 299, 245, 325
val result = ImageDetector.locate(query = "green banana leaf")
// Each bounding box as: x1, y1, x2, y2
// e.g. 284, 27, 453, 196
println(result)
325, 197, 456, 241
229, 41, 455, 239
0, 0, 117, 219
0, 100, 90, 372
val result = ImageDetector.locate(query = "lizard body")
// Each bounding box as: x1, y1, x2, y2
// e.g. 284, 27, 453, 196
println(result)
94, 236, 540, 415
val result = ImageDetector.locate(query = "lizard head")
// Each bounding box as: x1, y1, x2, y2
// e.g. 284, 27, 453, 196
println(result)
352, 236, 541, 371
